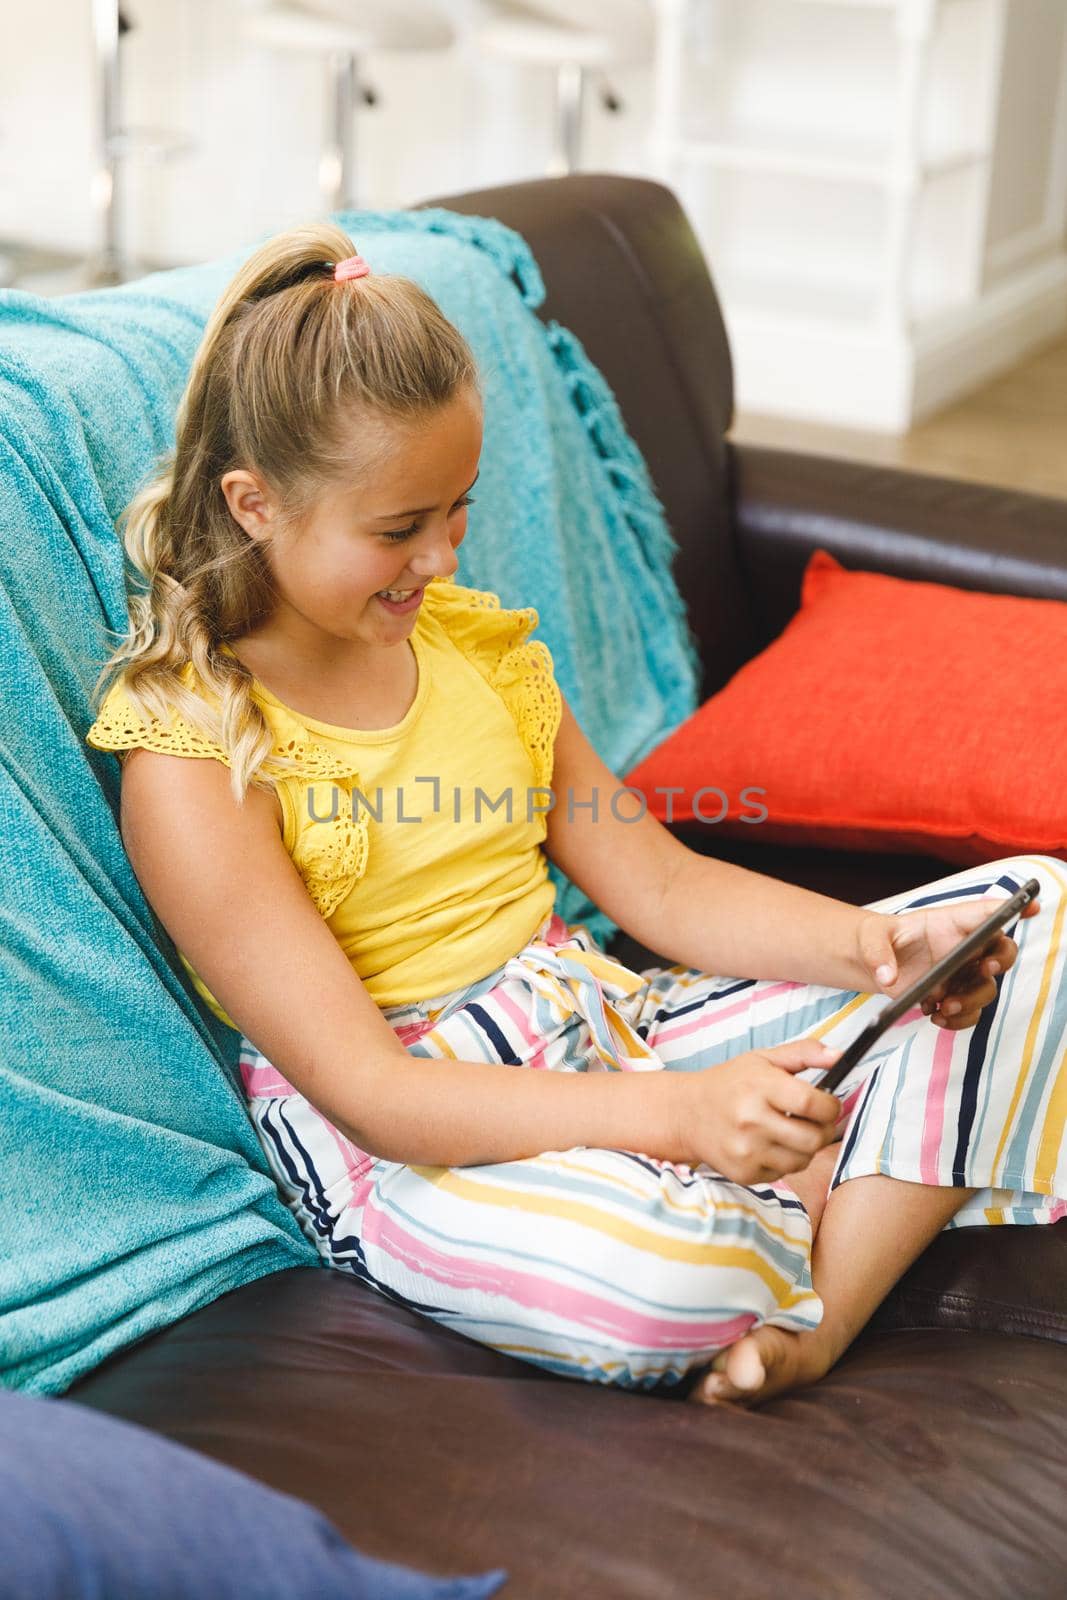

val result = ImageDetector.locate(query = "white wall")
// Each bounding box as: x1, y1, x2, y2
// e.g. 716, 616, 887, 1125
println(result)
983, 0, 1067, 282
0, 0, 95, 253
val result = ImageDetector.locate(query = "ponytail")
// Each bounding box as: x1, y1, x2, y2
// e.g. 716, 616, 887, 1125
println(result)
91, 220, 479, 804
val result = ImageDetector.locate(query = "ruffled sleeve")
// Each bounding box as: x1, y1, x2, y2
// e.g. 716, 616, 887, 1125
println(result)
86, 671, 230, 764
421, 576, 562, 791
86, 668, 370, 922
274, 766, 370, 922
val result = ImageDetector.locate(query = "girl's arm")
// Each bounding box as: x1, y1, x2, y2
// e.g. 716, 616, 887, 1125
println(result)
543, 695, 881, 991
118, 747, 692, 1168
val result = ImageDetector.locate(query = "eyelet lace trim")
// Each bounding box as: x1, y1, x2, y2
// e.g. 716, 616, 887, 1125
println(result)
424, 578, 562, 792
86, 682, 370, 921
292, 776, 369, 920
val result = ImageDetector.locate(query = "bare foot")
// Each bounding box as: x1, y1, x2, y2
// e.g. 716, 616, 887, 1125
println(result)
685, 1144, 841, 1409
686, 1324, 834, 1409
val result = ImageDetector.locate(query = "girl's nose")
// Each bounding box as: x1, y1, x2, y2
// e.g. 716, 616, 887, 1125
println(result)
410, 527, 461, 580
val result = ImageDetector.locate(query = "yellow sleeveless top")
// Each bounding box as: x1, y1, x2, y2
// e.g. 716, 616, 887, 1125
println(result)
86, 577, 563, 1029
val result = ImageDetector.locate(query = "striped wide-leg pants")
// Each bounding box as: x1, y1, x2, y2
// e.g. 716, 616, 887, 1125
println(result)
239, 854, 1067, 1394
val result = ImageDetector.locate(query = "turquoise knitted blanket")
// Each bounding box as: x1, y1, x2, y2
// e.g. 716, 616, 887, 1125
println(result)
0, 208, 699, 1395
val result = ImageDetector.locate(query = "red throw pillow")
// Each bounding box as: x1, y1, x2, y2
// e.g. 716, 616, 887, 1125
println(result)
625, 548, 1067, 865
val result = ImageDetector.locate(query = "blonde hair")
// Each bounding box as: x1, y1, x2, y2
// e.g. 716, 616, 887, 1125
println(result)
92, 221, 479, 804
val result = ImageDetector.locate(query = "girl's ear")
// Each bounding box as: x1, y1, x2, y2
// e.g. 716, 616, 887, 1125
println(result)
220, 469, 276, 542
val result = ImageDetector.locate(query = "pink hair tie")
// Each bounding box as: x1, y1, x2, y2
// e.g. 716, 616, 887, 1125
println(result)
333, 253, 371, 283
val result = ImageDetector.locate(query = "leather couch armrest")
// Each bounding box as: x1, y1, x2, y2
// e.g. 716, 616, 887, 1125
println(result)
731, 441, 1067, 652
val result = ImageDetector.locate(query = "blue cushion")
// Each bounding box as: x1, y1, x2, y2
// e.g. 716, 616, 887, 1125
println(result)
0, 1390, 507, 1599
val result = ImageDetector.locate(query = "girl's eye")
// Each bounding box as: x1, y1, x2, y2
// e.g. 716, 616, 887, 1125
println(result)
381, 493, 475, 543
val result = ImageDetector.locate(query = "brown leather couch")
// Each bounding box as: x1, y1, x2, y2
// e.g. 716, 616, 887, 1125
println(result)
70, 175, 1067, 1599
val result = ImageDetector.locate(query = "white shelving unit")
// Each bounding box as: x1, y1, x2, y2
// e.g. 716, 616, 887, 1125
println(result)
647, 0, 1067, 431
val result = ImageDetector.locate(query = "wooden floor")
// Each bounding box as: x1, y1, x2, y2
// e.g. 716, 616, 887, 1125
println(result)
730, 333, 1067, 502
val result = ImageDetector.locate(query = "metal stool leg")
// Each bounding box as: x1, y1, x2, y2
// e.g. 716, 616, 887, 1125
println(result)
91, 0, 124, 282
548, 59, 586, 176
321, 50, 360, 214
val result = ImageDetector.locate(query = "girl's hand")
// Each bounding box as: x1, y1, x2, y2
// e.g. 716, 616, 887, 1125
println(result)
856, 895, 1041, 1031
681, 1040, 843, 1185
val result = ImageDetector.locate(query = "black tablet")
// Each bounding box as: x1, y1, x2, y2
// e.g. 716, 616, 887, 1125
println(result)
817, 877, 1041, 1095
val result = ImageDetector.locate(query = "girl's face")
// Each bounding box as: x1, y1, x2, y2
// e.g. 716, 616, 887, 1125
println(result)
223, 384, 483, 664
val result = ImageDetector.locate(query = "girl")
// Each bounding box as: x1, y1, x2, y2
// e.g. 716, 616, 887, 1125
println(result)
87, 223, 1065, 1409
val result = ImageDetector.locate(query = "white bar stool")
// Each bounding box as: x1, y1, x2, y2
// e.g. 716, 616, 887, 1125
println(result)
475, 0, 651, 176
240, 1, 455, 213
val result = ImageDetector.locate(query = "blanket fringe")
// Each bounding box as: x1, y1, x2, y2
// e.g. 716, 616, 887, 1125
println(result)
544, 320, 701, 738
